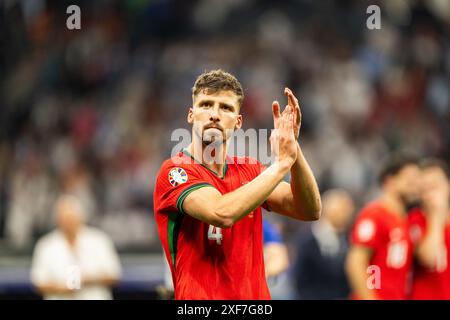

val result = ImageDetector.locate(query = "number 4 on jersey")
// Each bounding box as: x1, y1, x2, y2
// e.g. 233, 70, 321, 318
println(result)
208, 225, 223, 245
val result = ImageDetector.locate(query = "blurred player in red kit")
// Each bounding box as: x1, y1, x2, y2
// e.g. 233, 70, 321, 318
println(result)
153, 69, 321, 299
408, 159, 450, 299
346, 153, 421, 299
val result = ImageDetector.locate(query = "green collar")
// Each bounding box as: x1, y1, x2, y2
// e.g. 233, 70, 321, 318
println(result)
182, 149, 228, 179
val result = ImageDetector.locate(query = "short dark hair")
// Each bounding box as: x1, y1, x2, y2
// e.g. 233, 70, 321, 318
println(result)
420, 158, 449, 179
378, 152, 419, 184
192, 69, 244, 107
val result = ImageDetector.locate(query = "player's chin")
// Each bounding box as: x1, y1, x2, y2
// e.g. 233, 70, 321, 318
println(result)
202, 137, 225, 147
202, 132, 225, 145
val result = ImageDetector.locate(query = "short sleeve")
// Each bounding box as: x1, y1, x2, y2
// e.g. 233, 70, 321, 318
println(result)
408, 209, 426, 245
350, 209, 383, 250
154, 161, 216, 215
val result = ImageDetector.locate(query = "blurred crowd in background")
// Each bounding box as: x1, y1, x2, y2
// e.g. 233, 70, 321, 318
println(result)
0, 0, 449, 298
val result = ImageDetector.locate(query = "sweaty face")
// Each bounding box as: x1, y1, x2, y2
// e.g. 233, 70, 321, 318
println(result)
392, 164, 422, 207
189, 90, 242, 145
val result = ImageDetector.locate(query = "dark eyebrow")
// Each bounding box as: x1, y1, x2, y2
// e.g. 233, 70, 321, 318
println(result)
196, 100, 235, 112
197, 99, 214, 106
220, 102, 235, 111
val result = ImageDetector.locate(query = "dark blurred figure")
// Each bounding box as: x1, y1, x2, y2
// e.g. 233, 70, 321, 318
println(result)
30, 195, 121, 299
294, 189, 354, 299
408, 159, 450, 299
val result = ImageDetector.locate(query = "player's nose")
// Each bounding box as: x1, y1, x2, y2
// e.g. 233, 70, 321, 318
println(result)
209, 105, 220, 121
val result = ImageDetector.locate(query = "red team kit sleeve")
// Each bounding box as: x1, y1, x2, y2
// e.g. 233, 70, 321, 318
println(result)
351, 207, 383, 250
154, 159, 216, 215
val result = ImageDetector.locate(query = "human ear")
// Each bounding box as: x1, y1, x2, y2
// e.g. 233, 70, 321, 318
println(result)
187, 107, 194, 124
235, 114, 243, 130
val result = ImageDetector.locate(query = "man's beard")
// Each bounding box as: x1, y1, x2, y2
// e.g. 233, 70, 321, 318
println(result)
202, 134, 226, 164
202, 134, 224, 146
202, 128, 226, 146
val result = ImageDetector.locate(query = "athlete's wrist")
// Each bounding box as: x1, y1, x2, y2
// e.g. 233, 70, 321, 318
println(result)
291, 143, 302, 168
273, 159, 292, 175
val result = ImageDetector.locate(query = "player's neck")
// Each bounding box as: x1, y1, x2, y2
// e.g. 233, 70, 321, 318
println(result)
381, 192, 406, 217
186, 141, 228, 178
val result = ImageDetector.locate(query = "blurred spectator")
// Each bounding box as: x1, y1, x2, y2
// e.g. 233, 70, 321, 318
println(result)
408, 158, 450, 299
293, 189, 354, 299
30, 195, 121, 299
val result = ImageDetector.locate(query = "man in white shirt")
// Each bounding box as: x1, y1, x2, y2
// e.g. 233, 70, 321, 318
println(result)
30, 194, 122, 300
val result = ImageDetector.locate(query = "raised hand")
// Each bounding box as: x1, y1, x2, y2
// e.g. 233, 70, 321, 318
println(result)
272, 88, 302, 140
423, 188, 449, 224
270, 103, 297, 170
284, 87, 302, 140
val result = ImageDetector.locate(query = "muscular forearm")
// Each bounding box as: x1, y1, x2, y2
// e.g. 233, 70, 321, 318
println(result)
289, 144, 321, 220
214, 161, 290, 227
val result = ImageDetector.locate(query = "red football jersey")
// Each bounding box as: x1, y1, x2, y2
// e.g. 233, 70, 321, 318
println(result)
350, 201, 413, 300
408, 209, 450, 299
153, 150, 271, 300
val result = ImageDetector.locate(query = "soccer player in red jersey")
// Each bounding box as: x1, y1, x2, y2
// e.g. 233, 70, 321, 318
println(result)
153, 70, 321, 300
408, 159, 450, 299
346, 153, 421, 300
